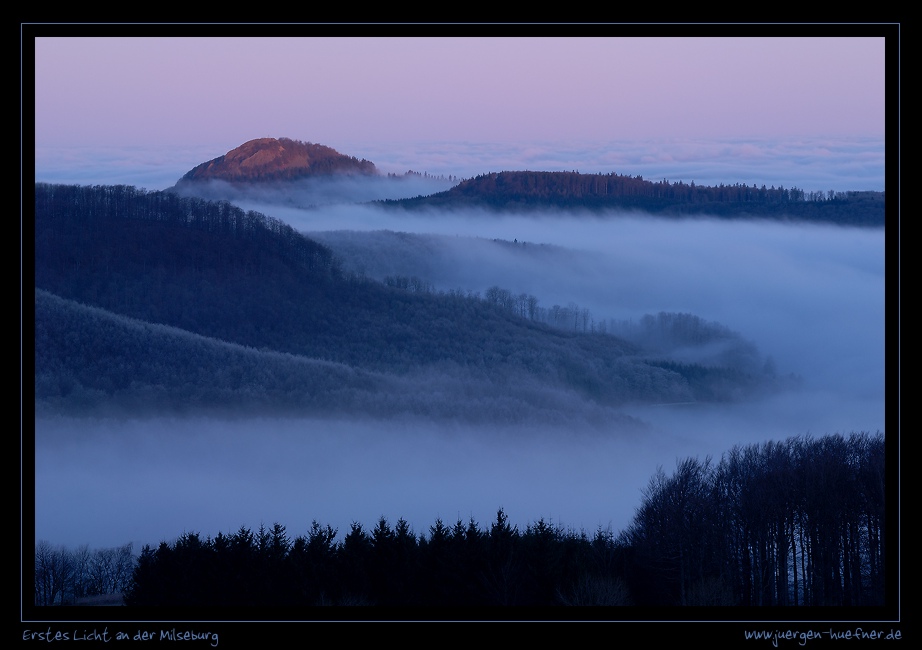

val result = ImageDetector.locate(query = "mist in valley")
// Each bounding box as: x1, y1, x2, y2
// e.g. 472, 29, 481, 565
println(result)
33, 177, 887, 553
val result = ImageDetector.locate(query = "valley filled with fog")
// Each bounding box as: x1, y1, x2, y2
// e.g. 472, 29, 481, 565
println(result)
34, 178, 886, 551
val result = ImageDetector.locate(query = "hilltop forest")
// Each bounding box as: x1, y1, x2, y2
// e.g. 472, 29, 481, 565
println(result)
378, 170, 885, 226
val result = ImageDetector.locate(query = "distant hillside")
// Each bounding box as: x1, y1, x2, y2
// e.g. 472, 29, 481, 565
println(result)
33, 183, 791, 419
34, 288, 383, 417
376, 170, 885, 226
175, 137, 377, 185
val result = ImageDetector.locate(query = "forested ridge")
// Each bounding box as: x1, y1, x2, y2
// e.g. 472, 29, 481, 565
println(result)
32, 431, 882, 609
34, 182, 788, 417
378, 170, 885, 226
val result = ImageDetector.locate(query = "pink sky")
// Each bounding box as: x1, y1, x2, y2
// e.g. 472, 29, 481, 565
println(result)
32, 32, 887, 153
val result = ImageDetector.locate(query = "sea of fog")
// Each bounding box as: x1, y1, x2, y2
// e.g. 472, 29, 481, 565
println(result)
33, 198, 888, 551
33, 136, 886, 196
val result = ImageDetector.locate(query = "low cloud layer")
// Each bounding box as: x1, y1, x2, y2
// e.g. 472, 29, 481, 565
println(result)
291, 205, 885, 408
35, 136, 885, 195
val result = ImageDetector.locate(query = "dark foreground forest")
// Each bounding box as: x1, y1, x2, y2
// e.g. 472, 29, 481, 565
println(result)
35, 431, 885, 609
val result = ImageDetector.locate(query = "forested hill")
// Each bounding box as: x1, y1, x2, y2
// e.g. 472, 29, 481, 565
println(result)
376, 170, 885, 226
167, 138, 883, 226
33, 182, 790, 419
174, 137, 377, 186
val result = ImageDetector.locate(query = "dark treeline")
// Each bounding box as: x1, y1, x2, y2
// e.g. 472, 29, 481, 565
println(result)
378, 171, 885, 226
389, 274, 758, 352
623, 432, 885, 607
112, 432, 883, 608
384, 274, 610, 335
387, 169, 461, 183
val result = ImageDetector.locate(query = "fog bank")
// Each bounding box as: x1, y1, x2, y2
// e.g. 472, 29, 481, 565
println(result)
36, 410, 840, 552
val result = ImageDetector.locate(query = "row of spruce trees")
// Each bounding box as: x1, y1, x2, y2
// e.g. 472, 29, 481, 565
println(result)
120, 431, 885, 608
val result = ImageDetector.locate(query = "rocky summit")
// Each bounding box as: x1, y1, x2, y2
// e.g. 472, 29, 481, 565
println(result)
177, 137, 377, 184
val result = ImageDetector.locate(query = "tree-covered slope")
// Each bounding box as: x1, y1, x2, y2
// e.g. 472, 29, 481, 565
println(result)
33, 183, 788, 418
36, 288, 654, 425
376, 170, 885, 226
34, 288, 383, 417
